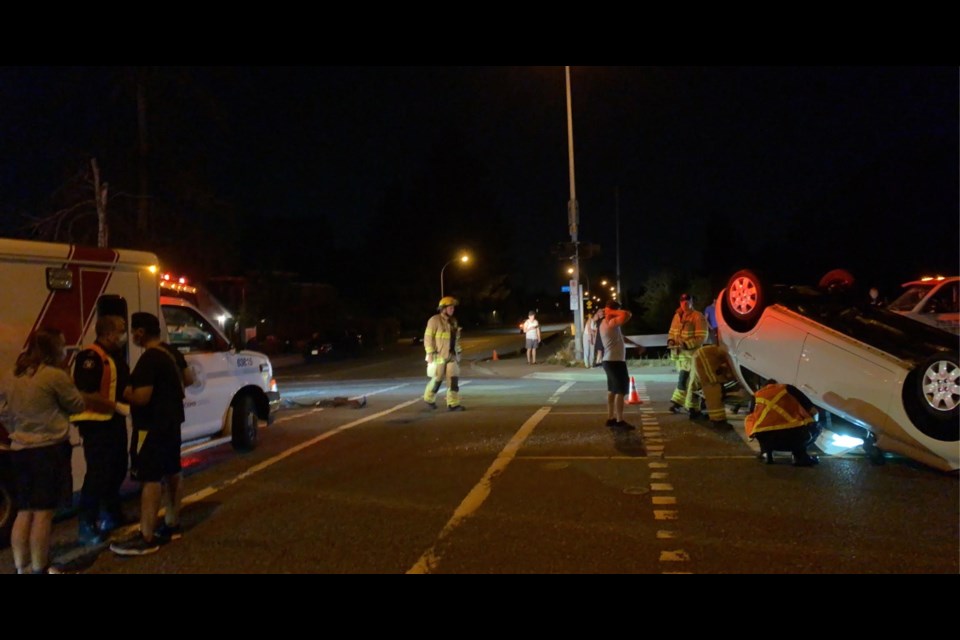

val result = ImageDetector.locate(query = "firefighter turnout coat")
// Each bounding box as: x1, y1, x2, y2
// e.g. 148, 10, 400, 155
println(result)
668, 306, 708, 372
424, 312, 462, 378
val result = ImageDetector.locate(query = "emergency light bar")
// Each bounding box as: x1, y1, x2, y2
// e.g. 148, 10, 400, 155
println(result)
160, 273, 197, 295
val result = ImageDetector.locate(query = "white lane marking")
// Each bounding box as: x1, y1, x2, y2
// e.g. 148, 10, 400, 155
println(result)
407, 406, 553, 575
179, 398, 423, 509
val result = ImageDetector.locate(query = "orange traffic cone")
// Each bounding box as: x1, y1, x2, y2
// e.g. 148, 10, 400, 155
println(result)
492, 349, 499, 361
626, 376, 643, 405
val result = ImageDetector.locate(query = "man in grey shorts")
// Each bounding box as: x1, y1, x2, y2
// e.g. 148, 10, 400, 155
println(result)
597, 300, 634, 430
521, 310, 542, 364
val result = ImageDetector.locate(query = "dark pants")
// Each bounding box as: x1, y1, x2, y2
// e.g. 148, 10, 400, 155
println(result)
755, 424, 822, 462
77, 420, 128, 524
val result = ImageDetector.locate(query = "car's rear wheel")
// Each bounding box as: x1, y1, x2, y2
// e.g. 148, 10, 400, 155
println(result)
231, 395, 260, 452
722, 269, 767, 332
903, 353, 960, 442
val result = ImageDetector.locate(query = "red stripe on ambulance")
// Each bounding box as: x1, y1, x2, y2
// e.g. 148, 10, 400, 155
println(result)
27, 245, 119, 351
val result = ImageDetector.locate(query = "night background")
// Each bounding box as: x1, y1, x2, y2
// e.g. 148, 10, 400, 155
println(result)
1, 66, 957, 345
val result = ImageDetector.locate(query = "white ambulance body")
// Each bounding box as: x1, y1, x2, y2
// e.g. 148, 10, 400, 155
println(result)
0, 238, 280, 545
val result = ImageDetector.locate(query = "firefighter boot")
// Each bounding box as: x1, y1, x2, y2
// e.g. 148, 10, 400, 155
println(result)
792, 450, 820, 467
447, 390, 464, 411
423, 381, 438, 409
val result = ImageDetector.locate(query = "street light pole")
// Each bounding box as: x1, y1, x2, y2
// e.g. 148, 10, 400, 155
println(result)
615, 185, 622, 299
565, 65, 584, 362
440, 254, 470, 298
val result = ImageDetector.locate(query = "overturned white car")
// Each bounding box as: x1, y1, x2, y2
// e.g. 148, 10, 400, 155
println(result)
717, 268, 959, 472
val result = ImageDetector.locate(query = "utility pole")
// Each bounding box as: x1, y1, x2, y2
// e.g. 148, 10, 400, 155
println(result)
565, 66, 583, 363
615, 186, 621, 299
92, 158, 109, 248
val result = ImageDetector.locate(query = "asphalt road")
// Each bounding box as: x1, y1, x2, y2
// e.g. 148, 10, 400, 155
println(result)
4, 331, 957, 575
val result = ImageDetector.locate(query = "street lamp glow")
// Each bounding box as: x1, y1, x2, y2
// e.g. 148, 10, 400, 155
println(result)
440, 253, 471, 298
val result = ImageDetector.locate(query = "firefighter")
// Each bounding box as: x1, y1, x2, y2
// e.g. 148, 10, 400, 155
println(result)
686, 343, 736, 428
745, 382, 822, 467
423, 296, 465, 411
667, 293, 708, 414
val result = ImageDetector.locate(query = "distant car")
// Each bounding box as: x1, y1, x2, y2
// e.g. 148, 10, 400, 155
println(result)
303, 329, 363, 363
717, 268, 959, 472
887, 275, 959, 335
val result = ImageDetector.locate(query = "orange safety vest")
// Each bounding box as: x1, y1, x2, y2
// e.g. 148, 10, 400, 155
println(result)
70, 342, 117, 422
744, 383, 815, 438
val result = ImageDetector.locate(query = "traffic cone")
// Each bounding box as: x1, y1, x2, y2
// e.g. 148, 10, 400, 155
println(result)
492, 349, 499, 361
626, 376, 643, 405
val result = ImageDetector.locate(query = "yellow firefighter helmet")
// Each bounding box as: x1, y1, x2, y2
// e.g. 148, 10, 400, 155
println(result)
438, 296, 459, 310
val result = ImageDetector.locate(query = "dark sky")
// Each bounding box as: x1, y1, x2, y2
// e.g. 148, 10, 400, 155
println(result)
1, 66, 957, 301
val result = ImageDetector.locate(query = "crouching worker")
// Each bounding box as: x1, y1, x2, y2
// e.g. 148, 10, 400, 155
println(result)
745, 381, 822, 467
687, 344, 736, 429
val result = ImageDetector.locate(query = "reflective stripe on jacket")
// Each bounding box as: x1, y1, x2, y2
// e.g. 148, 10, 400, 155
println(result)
424, 313, 462, 361
70, 342, 116, 422
745, 384, 815, 438
668, 308, 708, 371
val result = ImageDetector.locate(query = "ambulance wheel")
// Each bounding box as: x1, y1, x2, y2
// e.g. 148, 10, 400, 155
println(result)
231, 395, 259, 452
722, 269, 767, 333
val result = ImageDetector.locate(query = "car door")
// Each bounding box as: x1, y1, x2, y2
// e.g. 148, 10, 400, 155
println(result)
161, 302, 235, 443
922, 280, 959, 334
735, 308, 806, 386
796, 332, 900, 433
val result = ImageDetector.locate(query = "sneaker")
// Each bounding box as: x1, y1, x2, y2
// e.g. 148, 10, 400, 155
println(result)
448, 405, 465, 412
110, 533, 160, 556
613, 420, 636, 431
155, 522, 183, 544
604, 418, 618, 427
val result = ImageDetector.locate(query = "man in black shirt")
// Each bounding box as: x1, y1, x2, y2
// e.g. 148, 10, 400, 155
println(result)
110, 312, 194, 556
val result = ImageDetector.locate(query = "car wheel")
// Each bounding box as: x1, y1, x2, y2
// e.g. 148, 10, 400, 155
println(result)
903, 353, 960, 442
722, 269, 767, 332
231, 395, 260, 452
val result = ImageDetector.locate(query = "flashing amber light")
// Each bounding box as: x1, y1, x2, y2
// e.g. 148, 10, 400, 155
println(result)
920, 276, 945, 282
159, 272, 197, 295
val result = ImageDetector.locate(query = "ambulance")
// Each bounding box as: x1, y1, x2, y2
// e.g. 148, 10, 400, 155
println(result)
0, 238, 281, 545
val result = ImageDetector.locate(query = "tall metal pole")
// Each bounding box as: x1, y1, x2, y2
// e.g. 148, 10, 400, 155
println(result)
440, 260, 450, 299
565, 66, 583, 362
615, 185, 622, 299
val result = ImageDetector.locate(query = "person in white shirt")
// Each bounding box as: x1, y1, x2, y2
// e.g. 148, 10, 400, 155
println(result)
522, 310, 542, 364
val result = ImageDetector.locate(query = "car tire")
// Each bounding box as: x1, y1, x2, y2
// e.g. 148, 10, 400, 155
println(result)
231, 395, 259, 452
722, 269, 767, 332
902, 352, 960, 442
